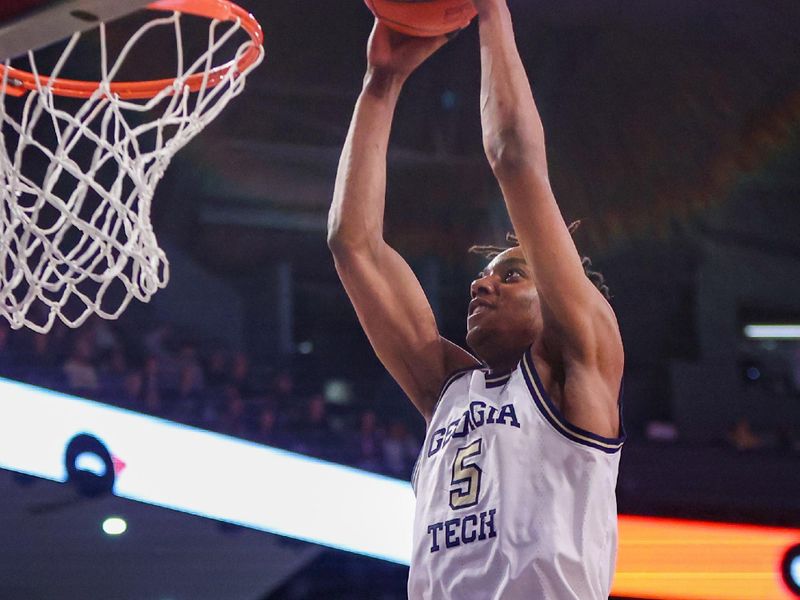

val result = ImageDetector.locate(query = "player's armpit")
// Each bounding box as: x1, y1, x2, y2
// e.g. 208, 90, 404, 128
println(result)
561, 359, 624, 440
332, 241, 478, 420
537, 300, 624, 440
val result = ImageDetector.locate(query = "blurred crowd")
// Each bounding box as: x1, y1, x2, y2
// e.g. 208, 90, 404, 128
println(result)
0, 318, 421, 480
3, 316, 799, 471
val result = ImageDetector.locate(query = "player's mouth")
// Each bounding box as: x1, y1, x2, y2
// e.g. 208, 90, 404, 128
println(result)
468, 298, 494, 318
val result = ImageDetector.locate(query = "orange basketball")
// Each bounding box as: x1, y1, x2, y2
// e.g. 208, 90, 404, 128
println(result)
364, 0, 477, 38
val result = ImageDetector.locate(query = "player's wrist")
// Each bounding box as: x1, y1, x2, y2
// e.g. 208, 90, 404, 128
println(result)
363, 67, 406, 97
472, 0, 506, 19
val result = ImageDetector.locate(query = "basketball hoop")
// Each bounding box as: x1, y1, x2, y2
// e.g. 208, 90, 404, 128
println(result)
0, 0, 264, 333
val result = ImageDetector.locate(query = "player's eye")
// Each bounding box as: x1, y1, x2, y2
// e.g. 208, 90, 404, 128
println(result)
504, 268, 523, 281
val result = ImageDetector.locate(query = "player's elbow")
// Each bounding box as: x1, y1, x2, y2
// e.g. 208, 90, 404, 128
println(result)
327, 209, 382, 256
326, 214, 356, 254
326, 222, 344, 252
483, 128, 546, 177
327, 229, 356, 257
327, 227, 380, 262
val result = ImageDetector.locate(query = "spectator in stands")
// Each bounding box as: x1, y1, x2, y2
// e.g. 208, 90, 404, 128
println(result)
62, 334, 99, 393
272, 369, 295, 404
205, 348, 229, 390
173, 343, 205, 421
142, 324, 181, 390
143, 323, 174, 358
98, 347, 130, 401
0, 322, 13, 375
19, 327, 61, 372
176, 343, 204, 392
255, 405, 281, 447
219, 385, 248, 437
120, 370, 144, 411
87, 316, 119, 355
292, 394, 335, 460
141, 355, 163, 416
307, 394, 328, 427
268, 369, 298, 433
173, 367, 202, 423
354, 409, 384, 472
381, 420, 419, 478
229, 350, 254, 397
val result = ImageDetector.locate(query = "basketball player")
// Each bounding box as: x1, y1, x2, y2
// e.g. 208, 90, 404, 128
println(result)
328, 1, 624, 598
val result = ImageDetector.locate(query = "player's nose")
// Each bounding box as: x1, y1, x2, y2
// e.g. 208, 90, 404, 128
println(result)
470, 274, 495, 299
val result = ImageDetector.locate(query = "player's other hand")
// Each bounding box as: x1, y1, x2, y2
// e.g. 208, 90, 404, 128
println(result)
366, 20, 450, 83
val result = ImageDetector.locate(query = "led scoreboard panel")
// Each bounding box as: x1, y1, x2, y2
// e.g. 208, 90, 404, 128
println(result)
1, 377, 799, 599
615, 516, 800, 599
0, 377, 415, 564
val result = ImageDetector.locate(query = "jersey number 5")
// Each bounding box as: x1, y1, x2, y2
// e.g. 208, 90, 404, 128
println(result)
449, 438, 483, 510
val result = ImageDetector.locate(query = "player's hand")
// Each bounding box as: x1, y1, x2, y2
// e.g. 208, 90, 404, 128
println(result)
366, 20, 450, 83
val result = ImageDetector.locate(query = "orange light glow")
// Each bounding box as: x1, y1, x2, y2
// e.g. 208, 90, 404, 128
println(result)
613, 515, 800, 600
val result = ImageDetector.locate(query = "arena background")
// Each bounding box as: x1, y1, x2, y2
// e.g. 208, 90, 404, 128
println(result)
1, 0, 800, 598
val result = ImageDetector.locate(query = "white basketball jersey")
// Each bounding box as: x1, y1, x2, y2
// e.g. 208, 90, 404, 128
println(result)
408, 349, 624, 600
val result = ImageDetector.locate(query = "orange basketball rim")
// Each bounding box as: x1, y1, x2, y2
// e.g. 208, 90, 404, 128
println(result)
0, 0, 263, 99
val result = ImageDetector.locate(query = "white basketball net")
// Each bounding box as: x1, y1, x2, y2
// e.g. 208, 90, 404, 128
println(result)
0, 6, 263, 333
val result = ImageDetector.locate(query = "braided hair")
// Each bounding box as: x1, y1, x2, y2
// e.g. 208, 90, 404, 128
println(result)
468, 221, 612, 301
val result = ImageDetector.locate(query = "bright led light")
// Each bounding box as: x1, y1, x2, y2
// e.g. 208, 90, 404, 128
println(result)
791, 554, 800, 587
75, 452, 107, 476
102, 517, 127, 535
743, 324, 800, 339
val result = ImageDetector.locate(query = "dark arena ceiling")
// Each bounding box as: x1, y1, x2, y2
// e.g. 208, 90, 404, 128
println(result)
3, 0, 800, 264
182, 0, 800, 255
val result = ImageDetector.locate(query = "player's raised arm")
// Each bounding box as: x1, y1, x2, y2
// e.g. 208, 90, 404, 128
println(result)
328, 22, 477, 421
473, 0, 623, 433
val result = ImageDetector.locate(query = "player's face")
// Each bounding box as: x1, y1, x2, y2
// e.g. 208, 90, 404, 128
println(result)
465, 247, 541, 361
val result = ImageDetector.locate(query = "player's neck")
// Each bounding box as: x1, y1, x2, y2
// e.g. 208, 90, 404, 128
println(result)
477, 347, 526, 375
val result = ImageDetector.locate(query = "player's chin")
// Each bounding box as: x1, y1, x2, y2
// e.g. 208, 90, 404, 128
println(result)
465, 320, 491, 351
465, 322, 478, 345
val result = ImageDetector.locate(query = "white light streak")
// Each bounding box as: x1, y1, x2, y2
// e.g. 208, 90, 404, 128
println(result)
0, 378, 414, 564
743, 324, 800, 340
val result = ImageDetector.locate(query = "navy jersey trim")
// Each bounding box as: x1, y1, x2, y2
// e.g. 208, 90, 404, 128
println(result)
520, 348, 625, 454
431, 366, 480, 419
440, 367, 475, 398
483, 370, 512, 388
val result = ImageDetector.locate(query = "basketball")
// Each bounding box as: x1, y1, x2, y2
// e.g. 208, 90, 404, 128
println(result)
364, 0, 477, 38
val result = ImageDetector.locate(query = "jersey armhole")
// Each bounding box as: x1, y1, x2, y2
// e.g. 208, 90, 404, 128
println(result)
519, 347, 626, 454
414, 365, 482, 494
428, 365, 481, 424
